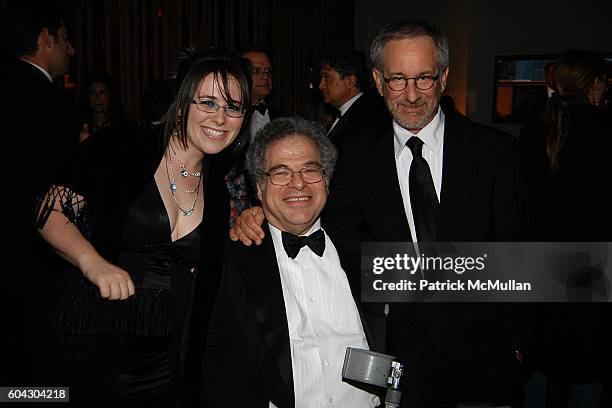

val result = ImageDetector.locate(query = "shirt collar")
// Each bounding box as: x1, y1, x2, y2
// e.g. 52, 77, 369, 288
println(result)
338, 92, 363, 117
20, 59, 53, 82
269, 219, 322, 238
393, 106, 444, 159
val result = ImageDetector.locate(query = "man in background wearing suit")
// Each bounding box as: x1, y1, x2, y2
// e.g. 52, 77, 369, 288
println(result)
0, 4, 76, 386
318, 46, 390, 152
204, 117, 377, 407
241, 47, 288, 140
232, 18, 534, 408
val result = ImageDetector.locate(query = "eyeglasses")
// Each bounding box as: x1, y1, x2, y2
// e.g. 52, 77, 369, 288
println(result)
251, 68, 272, 78
382, 73, 440, 91
264, 164, 325, 186
191, 99, 245, 118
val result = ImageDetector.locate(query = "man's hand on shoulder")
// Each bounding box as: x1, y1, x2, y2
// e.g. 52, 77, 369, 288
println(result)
229, 206, 266, 246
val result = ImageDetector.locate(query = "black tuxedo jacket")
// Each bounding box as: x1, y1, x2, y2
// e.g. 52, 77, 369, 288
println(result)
325, 106, 534, 406
203, 224, 374, 408
0, 59, 78, 387
327, 89, 390, 154
267, 102, 289, 120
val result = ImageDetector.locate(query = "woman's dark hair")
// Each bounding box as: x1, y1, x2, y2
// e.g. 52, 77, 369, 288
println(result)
162, 48, 252, 156
542, 49, 607, 171
77, 71, 127, 128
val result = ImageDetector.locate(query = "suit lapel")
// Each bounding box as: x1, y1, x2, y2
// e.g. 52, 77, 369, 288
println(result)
369, 131, 413, 241
438, 111, 476, 240
328, 111, 349, 141
241, 224, 294, 404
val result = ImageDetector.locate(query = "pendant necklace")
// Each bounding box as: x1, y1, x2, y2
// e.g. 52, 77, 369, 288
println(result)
165, 153, 201, 216
170, 143, 202, 177
168, 153, 201, 194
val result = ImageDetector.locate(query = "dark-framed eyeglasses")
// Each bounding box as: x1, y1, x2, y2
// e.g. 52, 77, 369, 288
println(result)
382, 73, 440, 91
264, 164, 325, 186
191, 98, 245, 118
251, 68, 273, 78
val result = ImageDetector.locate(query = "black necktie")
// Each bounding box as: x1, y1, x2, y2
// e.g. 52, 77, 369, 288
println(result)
407, 137, 439, 242
281, 229, 325, 259
253, 102, 267, 115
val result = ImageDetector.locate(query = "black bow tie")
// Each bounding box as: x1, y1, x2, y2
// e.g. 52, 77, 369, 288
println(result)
253, 102, 267, 115
281, 229, 325, 259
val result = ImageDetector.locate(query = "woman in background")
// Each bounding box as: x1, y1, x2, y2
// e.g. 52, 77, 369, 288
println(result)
520, 49, 610, 408
77, 71, 134, 142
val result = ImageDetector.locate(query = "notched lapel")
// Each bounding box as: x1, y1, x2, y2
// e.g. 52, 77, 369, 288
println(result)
370, 131, 413, 241
328, 111, 349, 141
240, 227, 295, 404
439, 115, 476, 240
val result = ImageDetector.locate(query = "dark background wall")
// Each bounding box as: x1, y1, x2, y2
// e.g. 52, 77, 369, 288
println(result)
1, 0, 355, 123
3, 0, 611, 134
355, 0, 612, 136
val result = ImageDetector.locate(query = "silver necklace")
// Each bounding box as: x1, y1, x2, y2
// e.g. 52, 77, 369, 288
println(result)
168, 154, 200, 194
165, 154, 201, 216
170, 143, 201, 177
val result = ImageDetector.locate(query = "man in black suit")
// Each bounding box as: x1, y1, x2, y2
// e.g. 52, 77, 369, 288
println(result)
241, 47, 288, 140
231, 19, 533, 407
318, 46, 390, 152
0, 4, 77, 386
204, 117, 378, 407
326, 19, 532, 407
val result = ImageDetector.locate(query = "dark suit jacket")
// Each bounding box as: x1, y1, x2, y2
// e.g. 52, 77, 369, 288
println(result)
267, 102, 289, 120
325, 106, 533, 407
203, 223, 374, 408
0, 60, 77, 386
327, 89, 391, 154
1, 60, 77, 287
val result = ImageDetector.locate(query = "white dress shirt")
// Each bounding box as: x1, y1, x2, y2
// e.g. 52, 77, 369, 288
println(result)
268, 221, 377, 408
250, 108, 271, 142
328, 92, 363, 133
393, 107, 445, 242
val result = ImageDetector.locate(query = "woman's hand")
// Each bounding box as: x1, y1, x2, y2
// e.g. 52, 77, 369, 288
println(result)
229, 206, 266, 246
38, 185, 135, 300
79, 256, 136, 300
79, 123, 90, 142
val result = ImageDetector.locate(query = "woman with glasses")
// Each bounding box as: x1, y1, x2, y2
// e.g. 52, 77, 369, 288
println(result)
35, 48, 251, 407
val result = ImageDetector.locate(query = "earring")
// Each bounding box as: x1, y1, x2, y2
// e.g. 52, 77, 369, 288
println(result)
592, 90, 601, 106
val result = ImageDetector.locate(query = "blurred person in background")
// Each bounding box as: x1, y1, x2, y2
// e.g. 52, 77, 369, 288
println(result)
520, 48, 611, 408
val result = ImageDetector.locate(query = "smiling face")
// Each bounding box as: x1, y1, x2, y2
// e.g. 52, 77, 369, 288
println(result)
186, 73, 245, 155
373, 36, 448, 133
258, 135, 328, 235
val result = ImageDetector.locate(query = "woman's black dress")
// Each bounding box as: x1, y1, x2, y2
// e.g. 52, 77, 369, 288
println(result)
33, 128, 232, 407
111, 178, 201, 406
